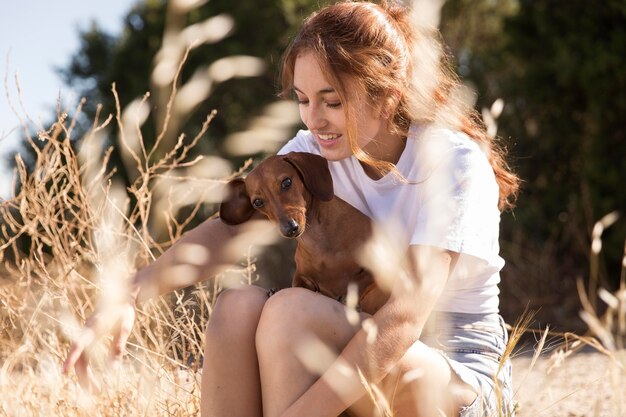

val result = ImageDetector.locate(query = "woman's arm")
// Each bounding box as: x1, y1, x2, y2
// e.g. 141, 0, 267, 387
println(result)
63, 214, 273, 387
280, 245, 458, 417
131, 215, 273, 302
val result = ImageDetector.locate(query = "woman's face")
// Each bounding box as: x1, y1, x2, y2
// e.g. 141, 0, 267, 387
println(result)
293, 52, 392, 162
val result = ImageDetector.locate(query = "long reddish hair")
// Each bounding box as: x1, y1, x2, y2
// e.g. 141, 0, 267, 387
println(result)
280, 0, 519, 210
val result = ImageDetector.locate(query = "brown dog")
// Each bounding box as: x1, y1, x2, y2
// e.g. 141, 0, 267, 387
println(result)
219, 152, 387, 314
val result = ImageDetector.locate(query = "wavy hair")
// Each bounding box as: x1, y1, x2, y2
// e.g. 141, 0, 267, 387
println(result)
279, 0, 519, 210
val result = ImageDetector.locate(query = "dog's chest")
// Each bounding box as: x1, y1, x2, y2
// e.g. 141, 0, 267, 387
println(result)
295, 226, 365, 278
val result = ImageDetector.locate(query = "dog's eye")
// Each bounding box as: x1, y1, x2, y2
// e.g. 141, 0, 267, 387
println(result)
281, 177, 292, 190
252, 199, 264, 208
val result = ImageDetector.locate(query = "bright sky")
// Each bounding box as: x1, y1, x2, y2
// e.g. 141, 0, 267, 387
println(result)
0, 0, 135, 199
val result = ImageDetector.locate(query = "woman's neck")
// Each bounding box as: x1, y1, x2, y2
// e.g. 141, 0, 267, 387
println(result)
361, 130, 406, 180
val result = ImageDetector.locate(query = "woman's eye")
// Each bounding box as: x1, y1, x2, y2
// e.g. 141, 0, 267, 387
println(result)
325, 101, 341, 108
252, 199, 264, 208
281, 178, 292, 190
296, 99, 309, 106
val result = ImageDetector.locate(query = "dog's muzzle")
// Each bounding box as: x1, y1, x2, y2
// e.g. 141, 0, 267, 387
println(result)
280, 218, 301, 238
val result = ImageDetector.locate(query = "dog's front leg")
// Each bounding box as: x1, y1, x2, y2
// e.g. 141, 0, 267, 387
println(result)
292, 274, 321, 293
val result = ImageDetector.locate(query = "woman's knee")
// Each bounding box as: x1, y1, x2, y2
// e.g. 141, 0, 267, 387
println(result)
255, 287, 318, 349
255, 287, 358, 356
394, 342, 452, 389
386, 343, 459, 415
206, 285, 268, 339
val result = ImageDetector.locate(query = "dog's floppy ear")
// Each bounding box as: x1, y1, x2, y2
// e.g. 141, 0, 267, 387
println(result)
284, 152, 333, 201
219, 178, 255, 225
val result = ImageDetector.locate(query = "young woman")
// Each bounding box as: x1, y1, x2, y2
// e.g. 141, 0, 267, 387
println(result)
64, 1, 519, 416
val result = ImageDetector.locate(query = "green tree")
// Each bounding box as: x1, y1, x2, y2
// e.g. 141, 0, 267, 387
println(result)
500, 1, 625, 275
442, 0, 626, 327
57, 0, 325, 181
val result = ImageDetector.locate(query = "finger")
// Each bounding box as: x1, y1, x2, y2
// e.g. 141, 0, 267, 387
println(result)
75, 355, 102, 394
62, 327, 97, 375
63, 342, 83, 375
109, 305, 135, 363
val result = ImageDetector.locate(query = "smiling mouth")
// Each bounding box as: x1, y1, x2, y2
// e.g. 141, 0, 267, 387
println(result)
317, 133, 341, 141
316, 133, 342, 148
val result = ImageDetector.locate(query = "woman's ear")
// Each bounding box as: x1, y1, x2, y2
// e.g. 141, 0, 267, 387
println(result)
219, 179, 255, 225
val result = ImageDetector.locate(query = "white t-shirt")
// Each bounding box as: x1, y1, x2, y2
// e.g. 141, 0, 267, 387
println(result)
278, 125, 504, 314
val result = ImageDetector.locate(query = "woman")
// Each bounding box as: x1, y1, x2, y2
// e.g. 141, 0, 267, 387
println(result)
64, 1, 519, 416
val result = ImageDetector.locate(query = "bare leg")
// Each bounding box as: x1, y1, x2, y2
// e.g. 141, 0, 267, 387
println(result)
255, 287, 361, 417
201, 285, 268, 417
255, 287, 476, 417
255, 287, 366, 416
348, 342, 475, 417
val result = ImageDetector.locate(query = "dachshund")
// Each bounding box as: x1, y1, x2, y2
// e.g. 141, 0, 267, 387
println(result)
219, 151, 387, 315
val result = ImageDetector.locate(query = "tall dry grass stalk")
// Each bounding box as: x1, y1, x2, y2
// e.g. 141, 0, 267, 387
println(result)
575, 212, 625, 414
507, 213, 626, 416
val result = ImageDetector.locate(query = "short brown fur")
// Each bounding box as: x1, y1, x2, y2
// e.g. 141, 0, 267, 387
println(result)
220, 152, 387, 314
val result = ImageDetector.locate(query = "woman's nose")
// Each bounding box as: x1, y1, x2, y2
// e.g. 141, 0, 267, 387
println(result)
303, 104, 326, 130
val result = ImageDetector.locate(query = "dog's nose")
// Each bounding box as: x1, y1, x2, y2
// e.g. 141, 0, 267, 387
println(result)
281, 219, 300, 238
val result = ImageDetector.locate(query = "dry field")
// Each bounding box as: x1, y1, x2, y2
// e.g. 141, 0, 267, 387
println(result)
512, 350, 625, 417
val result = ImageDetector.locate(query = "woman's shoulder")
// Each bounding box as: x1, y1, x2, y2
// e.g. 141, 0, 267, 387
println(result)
400, 124, 492, 184
411, 125, 480, 153
411, 125, 489, 166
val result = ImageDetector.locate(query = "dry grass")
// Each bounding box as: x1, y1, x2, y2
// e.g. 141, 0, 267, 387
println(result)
508, 215, 626, 417
0, 5, 270, 415
0, 75, 234, 417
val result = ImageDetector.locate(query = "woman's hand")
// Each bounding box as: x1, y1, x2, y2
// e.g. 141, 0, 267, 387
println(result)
62, 300, 136, 393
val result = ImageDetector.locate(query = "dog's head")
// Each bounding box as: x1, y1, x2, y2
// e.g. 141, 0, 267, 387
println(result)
219, 152, 333, 238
